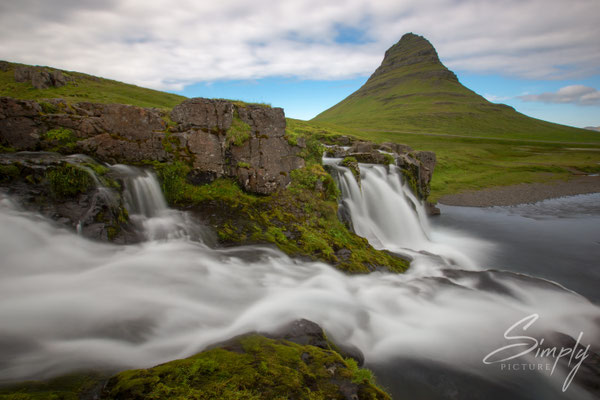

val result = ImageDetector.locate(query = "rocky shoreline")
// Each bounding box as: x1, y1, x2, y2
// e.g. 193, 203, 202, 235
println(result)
438, 175, 600, 207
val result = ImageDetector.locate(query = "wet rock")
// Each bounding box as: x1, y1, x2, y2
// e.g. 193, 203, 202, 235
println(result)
0, 152, 139, 243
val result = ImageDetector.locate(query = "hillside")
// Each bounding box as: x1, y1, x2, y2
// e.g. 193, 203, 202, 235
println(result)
0, 60, 185, 109
313, 33, 600, 144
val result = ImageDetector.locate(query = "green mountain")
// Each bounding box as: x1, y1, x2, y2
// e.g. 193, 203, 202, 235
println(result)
312, 33, 598, 143
0, 60, 185, 109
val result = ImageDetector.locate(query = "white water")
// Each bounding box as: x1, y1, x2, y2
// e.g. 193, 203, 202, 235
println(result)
333, 162, 493, 271
0, 163, 598, 398
110, 165, 210, 242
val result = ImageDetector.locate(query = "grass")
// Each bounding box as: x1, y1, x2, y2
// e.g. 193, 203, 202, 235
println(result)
46, 163, 94, 198
0, 61, 185, 110
312, 34, 600, 144
287, 118, 600, 202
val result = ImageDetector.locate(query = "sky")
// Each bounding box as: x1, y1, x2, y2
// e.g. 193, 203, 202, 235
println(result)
0, 0, 599, 128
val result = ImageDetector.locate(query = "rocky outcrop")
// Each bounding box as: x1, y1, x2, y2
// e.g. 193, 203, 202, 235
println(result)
102, 319, 389, 400
0, 152, 138, 243
14, 66, 72, 89
0, 96, 305, 194
169, 98, 305, 194
326, 140, 436, 201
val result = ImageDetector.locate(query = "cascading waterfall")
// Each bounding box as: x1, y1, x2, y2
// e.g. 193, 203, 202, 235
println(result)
110, 165, 211, 243
0, 160, 598, 399
328, 159, 490, 270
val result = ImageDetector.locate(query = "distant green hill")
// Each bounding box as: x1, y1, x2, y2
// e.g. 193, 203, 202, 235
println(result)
312, 33, 599, 144
0, 60, 186, 109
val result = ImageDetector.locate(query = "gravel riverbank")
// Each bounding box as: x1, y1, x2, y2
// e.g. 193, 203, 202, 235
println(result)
437, 175, 600, 207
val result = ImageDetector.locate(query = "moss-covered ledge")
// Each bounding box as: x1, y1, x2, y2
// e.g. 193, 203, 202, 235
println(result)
148, 159, 408, 274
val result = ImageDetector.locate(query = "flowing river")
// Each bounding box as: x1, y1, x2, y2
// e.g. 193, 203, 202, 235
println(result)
0, 162, 598, 399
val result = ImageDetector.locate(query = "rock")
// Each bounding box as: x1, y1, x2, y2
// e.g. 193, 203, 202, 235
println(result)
0, 97, 44, 150
381, 142, 413, 154
0, 96, 305, 195
0, 61, 10, 72
171, 98, 233, 132
348, 151, 388, 164
425, 201, 441, 216
414, 150, 436, 197
0, 152, 139, 243
325, 145, 348, 158
14, 66, 70, 89
350, 141, 375, 153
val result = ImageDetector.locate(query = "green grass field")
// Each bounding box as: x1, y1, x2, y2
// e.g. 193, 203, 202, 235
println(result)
0, 61, 185, 109
287, 118, 600, 202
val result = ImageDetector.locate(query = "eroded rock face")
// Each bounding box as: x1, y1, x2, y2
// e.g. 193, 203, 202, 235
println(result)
0, 96, 305, 194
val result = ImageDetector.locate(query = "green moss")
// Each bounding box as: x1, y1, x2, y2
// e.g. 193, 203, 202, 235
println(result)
151, 160, 406, 273
45, 163, 93, 198
0, 164, 20, 183
103, 334, 389, 400
341, 156, 360, 183
345, 357, 376, 386
383, 153, 395, 165
39, 101, 59, 114
0, 372, 107, 400
0, 145, 17, 153
42, 127, 78, 152
237, 161, 251, 169
227, 112, 252, 146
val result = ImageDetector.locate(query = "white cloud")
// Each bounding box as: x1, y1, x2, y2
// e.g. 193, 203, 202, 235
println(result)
0, 0, 599, 90
483, 94, 510, 103
519, 85, 600, 106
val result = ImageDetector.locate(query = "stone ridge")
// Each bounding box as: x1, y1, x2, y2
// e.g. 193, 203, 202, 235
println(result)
0, 96, 305, 194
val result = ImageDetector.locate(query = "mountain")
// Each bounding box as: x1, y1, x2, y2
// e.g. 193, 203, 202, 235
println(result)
584, 126, 600, 132
312, 33, 598, 143
0, 60, 185, 109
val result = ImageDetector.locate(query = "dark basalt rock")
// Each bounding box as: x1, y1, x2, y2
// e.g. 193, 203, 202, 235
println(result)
0, 96, 305, 195
0, 152, 139, 243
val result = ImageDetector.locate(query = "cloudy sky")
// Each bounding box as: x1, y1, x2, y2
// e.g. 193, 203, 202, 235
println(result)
1, 0, 599, 127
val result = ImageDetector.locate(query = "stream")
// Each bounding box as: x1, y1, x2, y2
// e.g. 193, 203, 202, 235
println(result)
0, 162, 598, 399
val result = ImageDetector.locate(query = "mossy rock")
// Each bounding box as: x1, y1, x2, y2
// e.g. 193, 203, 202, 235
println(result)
151, 160, 408, 274
341, 156, 360, 186
104, 334, 390, 400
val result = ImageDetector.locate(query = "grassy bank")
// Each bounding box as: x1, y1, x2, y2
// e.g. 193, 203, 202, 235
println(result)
0, 61, 185, 109
287, 118, 600, 202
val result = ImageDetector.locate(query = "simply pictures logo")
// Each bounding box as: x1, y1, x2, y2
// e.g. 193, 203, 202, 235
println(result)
483, 313, 592, 392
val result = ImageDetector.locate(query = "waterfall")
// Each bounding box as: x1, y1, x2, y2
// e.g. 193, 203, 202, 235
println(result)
112, 165, 168, 218
328, 160, 489, 270
334, 163, 430, 250
110, 165, 211, 243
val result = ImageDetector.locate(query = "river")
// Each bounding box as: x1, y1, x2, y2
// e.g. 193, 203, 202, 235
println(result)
0, 163, 598, 399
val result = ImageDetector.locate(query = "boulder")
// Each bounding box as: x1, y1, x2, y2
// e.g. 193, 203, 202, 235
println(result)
14, 66, 70, 89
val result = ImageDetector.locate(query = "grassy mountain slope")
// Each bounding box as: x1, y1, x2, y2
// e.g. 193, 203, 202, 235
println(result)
0, 60, 186, 109
312, 33, 599, 144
